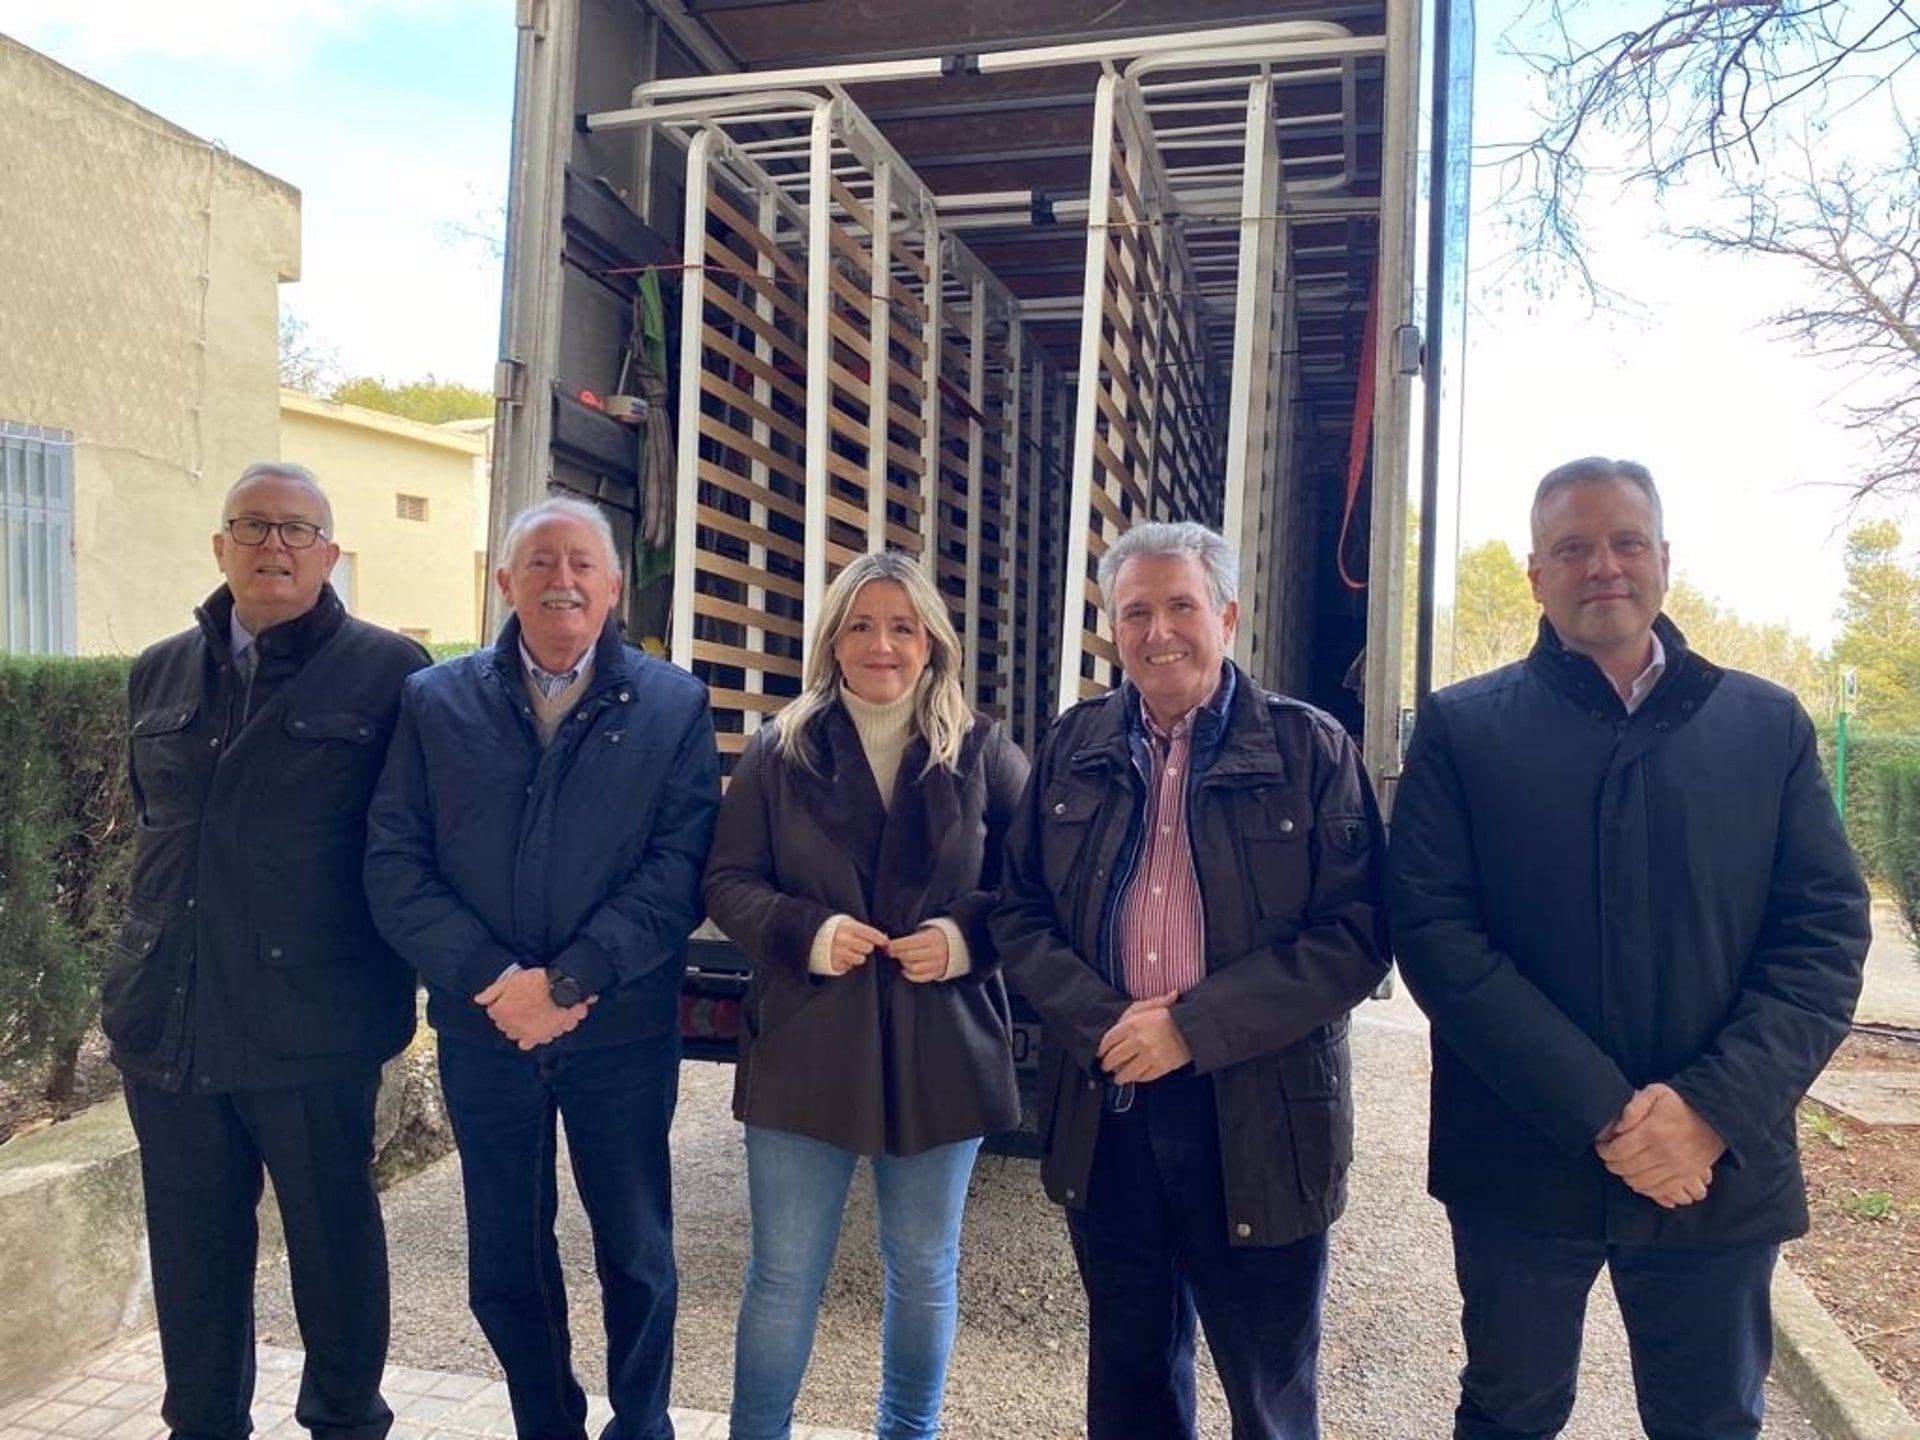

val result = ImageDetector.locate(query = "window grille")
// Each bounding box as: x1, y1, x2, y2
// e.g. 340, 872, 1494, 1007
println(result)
0, 422, 77, 655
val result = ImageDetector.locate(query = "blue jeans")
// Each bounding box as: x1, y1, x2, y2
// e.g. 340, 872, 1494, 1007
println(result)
730, 1125, 983, 1440
1067, 1071, 1329, 1440
1448, 1207, 1778, 1440
438, 1036, 680, 1440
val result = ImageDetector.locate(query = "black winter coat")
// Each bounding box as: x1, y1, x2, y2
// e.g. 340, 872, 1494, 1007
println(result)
702, 706, 1029, 1156
365, 616, 721, 1051
103, 585, 429, 1092
1387, 617, 1869, 1244
991, 666, 1391, 1247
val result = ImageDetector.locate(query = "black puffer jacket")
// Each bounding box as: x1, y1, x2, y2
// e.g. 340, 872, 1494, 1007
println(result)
103, 585, 429, 1093
991, 665, 1390, 1248
1387, 616, 1870, 1244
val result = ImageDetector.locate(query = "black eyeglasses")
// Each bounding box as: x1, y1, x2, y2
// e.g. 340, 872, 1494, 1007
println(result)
224, 518, 328, 549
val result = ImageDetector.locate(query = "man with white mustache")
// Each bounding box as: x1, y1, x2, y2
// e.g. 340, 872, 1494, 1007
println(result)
993, 521, 1390, 1439
366, 495, 720, 1440
1388, 457, 1870, 1439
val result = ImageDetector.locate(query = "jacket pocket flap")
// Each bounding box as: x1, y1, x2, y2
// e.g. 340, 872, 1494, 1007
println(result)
284, 711, 379, 744
1043, 785, 1103, 824
112, 915, 164, 958
131, 705, 197, 737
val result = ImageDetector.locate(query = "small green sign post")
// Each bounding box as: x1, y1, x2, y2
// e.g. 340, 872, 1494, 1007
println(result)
1835, 666, 1858, 821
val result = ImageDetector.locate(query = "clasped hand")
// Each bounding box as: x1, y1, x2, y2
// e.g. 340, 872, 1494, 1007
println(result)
1594, 1082, 1726, 1210
473, 968, 596, 1051
830, 919, 950, 983
1096, 992, 1192, 1085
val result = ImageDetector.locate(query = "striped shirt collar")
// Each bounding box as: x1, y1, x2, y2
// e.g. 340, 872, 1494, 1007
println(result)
1132, 663, 1236, 746
518, 638, 595, 700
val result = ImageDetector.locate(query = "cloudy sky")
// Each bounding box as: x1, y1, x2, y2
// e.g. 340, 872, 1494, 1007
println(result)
6, 0, 1912, 649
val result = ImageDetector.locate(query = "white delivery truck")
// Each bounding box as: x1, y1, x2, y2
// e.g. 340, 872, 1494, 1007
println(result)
487, 0, 1471, 1079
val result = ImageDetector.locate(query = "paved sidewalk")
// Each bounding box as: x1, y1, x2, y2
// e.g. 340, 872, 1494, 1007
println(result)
1861, 901, 1920, 1028
0, 1332, 866, 1440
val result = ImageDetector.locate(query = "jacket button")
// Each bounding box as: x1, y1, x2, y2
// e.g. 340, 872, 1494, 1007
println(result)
1235, 1222, 1252, 1239
618, 691, 631, 702
269, 947, 283, 959
293, 720, 308, 730
185, 898, 196, 909
209, 738, 220, 748
1053, 802, 1066, 815
1085, 1077, 1098, 1091
1278, 818, 1294, 833
1065, 1188, 1077, 1201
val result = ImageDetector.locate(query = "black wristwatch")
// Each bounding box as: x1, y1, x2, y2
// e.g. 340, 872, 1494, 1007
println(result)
547, 969, 585, 1008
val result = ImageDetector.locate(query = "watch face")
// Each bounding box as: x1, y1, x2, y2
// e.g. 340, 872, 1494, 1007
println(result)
548, 972, 583, 1007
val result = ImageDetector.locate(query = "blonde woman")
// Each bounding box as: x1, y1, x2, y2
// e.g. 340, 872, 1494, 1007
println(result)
703, 551, 1029, 1440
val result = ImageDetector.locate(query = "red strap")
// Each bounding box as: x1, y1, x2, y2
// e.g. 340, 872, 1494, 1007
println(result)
1337, 270, 1379, 592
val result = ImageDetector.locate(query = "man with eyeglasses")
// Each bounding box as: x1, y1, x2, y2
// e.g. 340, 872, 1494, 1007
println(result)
992, 522, 1390, 1440
103, 461, 430, 1440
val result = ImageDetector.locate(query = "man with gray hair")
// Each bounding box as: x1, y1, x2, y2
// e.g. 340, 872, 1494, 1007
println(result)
104, 461, 429, 1440
994, 520, 1389, 1438
1388, 457, 1869, 1437
366, 494, 720, 1440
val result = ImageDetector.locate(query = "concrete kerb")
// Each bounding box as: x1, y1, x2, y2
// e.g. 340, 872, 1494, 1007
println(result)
1774, 1261, 1920, 1440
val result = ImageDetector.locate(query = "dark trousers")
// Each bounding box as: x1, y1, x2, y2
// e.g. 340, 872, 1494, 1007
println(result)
1065, 1072, 1330, 1440
438, 1035, 680, 1440
123, 1072, 394, 1440
1449, 1207, 1778, 1440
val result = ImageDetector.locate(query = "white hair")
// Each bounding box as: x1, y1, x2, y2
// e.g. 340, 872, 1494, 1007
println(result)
500, 494, 623, 579
1097, 520, 1238, 615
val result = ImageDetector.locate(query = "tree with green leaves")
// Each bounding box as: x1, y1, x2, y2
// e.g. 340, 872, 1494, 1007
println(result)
1664, 579, 1832, 719
1442, 538, 1832, 709
1832, 518, 1920, 731
331, 375, 493, 425
1447, 539, 1539, 682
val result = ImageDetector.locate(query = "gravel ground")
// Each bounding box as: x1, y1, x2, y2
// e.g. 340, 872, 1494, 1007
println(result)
255, 985, 1818, 1437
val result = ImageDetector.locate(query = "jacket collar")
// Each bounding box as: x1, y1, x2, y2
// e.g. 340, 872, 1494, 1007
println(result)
194, 583, 345, 670
1071, 661, 1288, 786
488, 613, 641, 698
1527, 612, 1721, 725
784, 701, 975, 916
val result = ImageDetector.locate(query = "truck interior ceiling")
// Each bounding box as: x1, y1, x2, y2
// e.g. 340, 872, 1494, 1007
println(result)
494, 0, 1413, 777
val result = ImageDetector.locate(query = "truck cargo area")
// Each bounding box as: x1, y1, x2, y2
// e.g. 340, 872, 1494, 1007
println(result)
492, 0, 1446, 1072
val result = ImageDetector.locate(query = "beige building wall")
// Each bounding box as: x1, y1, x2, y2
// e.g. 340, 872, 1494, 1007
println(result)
0, 36, 300, 655
280, 392, 487, 646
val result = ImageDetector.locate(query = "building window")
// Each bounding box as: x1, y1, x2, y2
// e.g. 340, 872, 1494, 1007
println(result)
1, 422, 77, 655
396, 493, 429, 522
332, 551, 357, 611
399, 626, 432, 643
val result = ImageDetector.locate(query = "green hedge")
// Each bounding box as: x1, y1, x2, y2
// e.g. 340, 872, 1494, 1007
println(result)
1820, 730, 1920, 879
1877, 756, 1920, 944
0, 656, 135, 1095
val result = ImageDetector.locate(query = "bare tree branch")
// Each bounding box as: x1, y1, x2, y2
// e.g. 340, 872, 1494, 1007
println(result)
1688, 131, 1920, 498
1497, 1, 1919, 277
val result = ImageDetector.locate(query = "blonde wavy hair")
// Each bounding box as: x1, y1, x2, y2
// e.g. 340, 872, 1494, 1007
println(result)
775, 551, 972, 774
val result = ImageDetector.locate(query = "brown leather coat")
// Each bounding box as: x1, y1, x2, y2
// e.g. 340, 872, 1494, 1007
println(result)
703, 704, 1029, 1156
991, 667, 1390, 1246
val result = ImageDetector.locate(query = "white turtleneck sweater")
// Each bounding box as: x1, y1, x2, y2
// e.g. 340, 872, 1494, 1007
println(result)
807, 684, 970, 979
